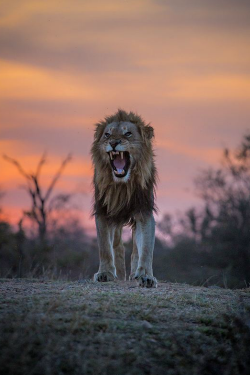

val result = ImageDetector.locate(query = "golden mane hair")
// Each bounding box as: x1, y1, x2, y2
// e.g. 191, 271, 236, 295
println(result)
91, 109, 157, 225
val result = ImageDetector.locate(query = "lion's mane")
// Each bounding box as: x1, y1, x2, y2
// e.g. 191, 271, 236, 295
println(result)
91, 109, 157, 226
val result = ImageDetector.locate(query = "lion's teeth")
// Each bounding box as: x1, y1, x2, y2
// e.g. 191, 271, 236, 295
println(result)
110, 152, 113, 160
114, 169, 125, 175
121, 152, 123, 159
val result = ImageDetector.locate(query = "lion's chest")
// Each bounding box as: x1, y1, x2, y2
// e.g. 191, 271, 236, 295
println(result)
94, 184, 155, 225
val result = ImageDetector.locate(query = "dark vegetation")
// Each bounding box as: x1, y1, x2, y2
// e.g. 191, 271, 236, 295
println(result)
1, 133, 250, 288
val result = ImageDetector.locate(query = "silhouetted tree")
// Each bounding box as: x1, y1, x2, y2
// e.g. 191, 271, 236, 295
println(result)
15, 219, 25, 278
0, 190, 18, 277
0, 188, 5, 220
159, 133, 250, 287
194, 134, 250, 285
0, 188, 9, 250
3, 153, 72, 246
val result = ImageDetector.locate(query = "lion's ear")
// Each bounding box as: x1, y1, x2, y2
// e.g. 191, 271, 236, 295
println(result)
144, 125, 154, 140
94, 124, 105, 141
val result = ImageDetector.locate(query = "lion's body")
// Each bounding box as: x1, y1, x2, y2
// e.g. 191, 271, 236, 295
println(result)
94, 179, 155, 226
91, 109, 157, 287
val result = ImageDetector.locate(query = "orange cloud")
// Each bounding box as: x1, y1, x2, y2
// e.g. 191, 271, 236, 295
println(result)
156, 138, 222, 165
0, 59, 107, 101
168, 75, 250, 101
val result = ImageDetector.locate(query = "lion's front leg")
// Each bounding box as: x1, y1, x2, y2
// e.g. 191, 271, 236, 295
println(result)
133, 214, 157, 288
94, 215, 117, 282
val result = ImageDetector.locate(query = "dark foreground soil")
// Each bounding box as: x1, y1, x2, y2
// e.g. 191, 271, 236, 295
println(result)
0, 279, 250, 375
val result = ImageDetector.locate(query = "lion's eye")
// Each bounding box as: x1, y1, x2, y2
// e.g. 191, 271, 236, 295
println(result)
125, 132, 132, 137
104, 133, 111, 139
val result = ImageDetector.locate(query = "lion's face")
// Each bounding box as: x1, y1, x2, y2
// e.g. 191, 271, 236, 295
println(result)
98, 121, 143, 183
92, 110, 156, 220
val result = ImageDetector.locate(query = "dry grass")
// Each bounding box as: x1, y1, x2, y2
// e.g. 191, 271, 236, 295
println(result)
0, 279, 250, 375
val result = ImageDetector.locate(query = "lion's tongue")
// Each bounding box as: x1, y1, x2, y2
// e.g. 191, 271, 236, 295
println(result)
113, 155, 125, 173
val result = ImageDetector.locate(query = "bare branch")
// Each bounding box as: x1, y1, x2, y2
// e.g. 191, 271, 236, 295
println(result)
2, 154, 31, 180
31, 175, 44, 203
44, 153, 72, 202
28, 188, 40, 222
35, 152, 47, 178
48, 193, 72, 213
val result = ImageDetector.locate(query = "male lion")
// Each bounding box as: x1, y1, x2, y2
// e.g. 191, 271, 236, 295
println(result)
91, 109, 157, 288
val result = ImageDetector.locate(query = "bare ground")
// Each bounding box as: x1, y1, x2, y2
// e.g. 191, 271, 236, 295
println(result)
0, 279, 250, 375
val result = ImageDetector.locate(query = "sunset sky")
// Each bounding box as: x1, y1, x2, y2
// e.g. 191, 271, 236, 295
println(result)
1, 0, 250, 234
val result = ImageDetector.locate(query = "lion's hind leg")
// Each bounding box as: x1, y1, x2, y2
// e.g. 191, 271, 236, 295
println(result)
129, 227, 139, 280
113, 226, 126, 281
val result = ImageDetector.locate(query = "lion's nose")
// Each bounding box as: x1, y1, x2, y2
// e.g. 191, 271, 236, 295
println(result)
109, 140, 121, 150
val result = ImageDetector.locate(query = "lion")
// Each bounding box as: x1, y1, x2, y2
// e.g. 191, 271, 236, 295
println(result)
91, 109, 157, 288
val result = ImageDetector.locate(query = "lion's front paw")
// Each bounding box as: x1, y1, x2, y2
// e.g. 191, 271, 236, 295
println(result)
94, 271, 116, 282
135, 273, 157, 288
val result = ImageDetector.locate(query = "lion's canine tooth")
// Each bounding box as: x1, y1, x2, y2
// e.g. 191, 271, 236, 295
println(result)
121, 170, 125, 175
121, 152, 123, 159
110, 152, 113, 160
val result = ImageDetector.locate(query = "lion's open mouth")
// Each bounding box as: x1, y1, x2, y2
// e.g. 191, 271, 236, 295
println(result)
108, 151, 130, 178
